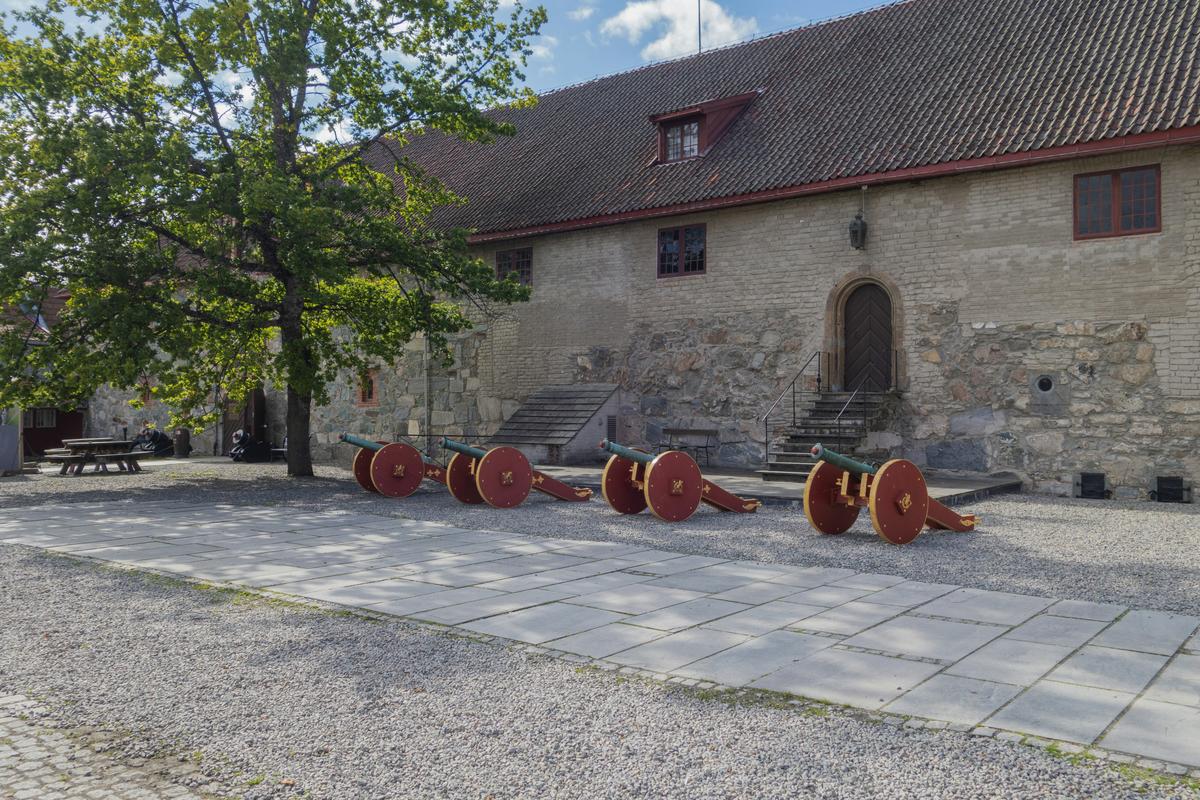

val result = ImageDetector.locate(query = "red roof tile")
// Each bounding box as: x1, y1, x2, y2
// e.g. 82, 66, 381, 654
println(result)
375, 0, 1200, 238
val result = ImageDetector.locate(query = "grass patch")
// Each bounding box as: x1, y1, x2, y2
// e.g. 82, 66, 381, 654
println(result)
1108, 763, 1200, 793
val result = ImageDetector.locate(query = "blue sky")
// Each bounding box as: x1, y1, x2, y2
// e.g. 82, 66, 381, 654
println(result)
0, 0, 885, 94
520, 0, 885, 92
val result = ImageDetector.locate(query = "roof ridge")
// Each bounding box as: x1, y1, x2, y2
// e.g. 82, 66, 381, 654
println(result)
534, 0, 922, 100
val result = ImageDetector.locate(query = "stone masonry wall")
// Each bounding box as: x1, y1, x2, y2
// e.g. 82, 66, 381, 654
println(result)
303, 331, 511, 469
281, 142, 1199, 496
86, 386, 218, 456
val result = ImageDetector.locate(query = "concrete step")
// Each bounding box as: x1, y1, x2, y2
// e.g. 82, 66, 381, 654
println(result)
757, 468, 811, 483
768, 453, 819, 465
777, 429, 864, 441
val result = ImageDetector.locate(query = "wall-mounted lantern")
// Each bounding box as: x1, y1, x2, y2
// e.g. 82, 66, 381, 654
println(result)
849, 212, 867, 250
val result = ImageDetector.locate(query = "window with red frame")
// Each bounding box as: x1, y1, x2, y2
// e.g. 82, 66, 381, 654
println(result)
357, 370, 379, 406
661, 119, 701, 162
1074, 165, 1160, 239
496, 248, 532, 286
657, 225, 706, 277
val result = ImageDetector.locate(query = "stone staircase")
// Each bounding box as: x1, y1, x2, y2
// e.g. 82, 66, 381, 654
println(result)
758, 392, 890, 483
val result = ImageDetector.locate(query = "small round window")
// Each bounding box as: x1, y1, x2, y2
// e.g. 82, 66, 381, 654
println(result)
1036, 375, 1055, 393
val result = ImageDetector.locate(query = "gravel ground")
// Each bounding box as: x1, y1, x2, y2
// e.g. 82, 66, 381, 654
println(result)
2, 542, 1197, 800
4, 459, 1198, 612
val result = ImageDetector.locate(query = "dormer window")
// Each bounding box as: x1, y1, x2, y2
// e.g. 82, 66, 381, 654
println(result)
652, 91, 759, 165
663, 119, 701, 162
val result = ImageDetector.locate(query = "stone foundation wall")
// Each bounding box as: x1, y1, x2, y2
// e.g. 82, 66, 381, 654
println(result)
902, 310, 1200, 496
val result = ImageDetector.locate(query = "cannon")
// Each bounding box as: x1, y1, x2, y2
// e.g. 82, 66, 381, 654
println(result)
338, 434, 447, 497
439, 437, 593, 508
599, 439, 763, 522
803, 444, 977, 545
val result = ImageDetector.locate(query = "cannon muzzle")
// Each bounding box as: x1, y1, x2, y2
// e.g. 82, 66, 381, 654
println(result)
810, 444, 877, 476
340, 433, 384, 452
441, 436, 488, 460
599, 438, 655, 465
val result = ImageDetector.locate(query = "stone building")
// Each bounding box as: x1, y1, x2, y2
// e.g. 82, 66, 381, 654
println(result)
304, 0, 1200, 497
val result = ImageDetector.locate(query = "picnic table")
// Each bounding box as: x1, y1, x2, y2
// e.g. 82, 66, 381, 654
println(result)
46, 439, 145, 476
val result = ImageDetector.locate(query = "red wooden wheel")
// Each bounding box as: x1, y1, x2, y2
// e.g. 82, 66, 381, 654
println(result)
803, 460, 861, 534
475, 446, 533, 509
601, 454, 648, 514
868, 459, 930, 545
445, 452, 485, 505
369, 442, 425, 498
643, 450, 703, 522
352, 442, 387, 493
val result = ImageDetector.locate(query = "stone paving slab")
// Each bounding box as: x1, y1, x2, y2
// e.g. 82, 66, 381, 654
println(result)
1092, 610, 1200, 656
1045, 599, 1127, 622
945, 639, 1073, 686
551, 623, 668, 658
1046, 646, 1169, 694
1143, 654, 1200, 707
675, 630, 834, 686
987, 682, 1136, 744
752, 648, 943, 709
1101, 699, 1200, 767
625, 598, 750, 631
841, 616, 1005, 662
7, 500, 1200, 771
607, 628, 751, 673
795, 601, 901, 636
702, 600, 828, 636
885, 674, 1023, 726
1005, 615, 1110, 648
918, 588, 1054, 626
460, 602, 627, 644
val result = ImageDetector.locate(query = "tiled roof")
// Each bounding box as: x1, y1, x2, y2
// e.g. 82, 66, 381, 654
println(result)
375, 0, 1200, 239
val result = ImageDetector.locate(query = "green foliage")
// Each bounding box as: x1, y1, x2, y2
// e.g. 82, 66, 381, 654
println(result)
0, 0, 540, 466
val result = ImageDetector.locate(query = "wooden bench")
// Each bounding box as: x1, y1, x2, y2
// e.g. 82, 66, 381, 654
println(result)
659, 427, 719, 466
93, 451, 146, 473
46, 453, 88, 475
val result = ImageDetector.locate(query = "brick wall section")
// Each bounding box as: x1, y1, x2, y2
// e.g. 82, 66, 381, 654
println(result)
296, 144, 1200, 493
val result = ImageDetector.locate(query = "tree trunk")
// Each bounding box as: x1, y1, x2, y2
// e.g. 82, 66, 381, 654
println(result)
285, 383, 314, 477
280, 276, 315, 477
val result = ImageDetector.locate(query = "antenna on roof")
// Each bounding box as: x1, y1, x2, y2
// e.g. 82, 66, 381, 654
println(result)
697, 0, 702, 52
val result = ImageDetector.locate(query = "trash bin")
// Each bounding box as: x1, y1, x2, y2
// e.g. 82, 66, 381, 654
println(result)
173, 427, 192, 458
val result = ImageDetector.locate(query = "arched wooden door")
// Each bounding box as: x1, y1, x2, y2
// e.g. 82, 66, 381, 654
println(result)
843, 283, 893, 391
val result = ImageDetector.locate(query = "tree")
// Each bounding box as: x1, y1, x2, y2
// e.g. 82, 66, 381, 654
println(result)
0, 0, 543, 475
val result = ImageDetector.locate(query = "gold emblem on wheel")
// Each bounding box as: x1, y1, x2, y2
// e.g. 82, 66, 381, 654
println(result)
670, 479, 684, 496
393, 465, 406, 478
898, 492, 913, 513
501, 470, 514, 486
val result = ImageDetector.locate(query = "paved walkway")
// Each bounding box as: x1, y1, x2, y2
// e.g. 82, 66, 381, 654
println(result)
0, 696, 207, 800
2, 501, 1198, 775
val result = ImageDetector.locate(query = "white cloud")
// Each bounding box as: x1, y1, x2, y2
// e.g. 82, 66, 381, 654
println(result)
529, 33, 558, 61
568, 5, 595, 20
601, 0, 756, 61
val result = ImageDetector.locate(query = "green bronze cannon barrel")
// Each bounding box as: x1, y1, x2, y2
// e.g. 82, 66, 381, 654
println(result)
441, 437, 488, 460
810, 444, 877, 476
600, 439, 655, 465
340, 433, 384, 452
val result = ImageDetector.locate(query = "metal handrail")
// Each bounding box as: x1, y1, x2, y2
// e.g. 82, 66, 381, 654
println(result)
760, 350, 822, 466
832, 372, 872, 426
760, 350, 821, 422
